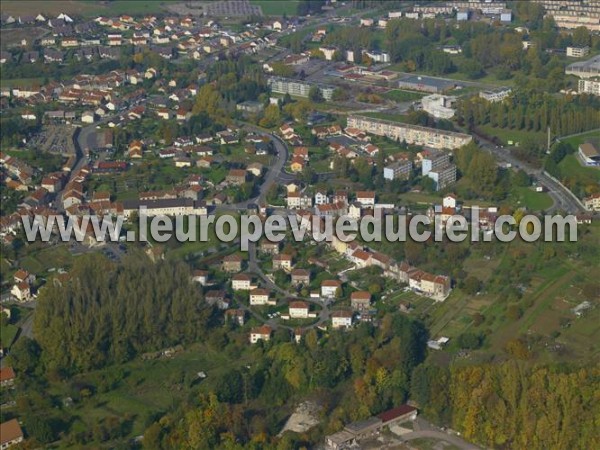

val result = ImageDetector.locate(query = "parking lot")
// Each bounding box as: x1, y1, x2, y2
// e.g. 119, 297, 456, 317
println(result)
27, 124, 77, 155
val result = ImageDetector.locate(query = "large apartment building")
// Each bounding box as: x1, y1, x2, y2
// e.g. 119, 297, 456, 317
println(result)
267, 76, 335, 101
578, 79, 600, 96
422, 151, 457, 191
384, 160, 413, 181
346, 115, 472, 150
122, 198, 208, 219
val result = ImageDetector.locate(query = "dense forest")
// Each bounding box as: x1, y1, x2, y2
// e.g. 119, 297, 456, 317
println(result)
457, 92, 600, 138
32, 254, 212, 372
412, 361, 600, 449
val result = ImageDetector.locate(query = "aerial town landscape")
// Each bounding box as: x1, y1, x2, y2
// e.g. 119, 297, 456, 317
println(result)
0, 0, 599, 449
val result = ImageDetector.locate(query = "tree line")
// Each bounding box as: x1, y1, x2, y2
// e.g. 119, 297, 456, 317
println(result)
32, 253, 213, 373
412, 361, 599, 449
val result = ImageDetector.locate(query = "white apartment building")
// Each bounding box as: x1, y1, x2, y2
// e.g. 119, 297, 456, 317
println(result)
479, 88, 512, 103
346, 116, 472, 150
567, 46, 590, 58
578, 79, 600, 96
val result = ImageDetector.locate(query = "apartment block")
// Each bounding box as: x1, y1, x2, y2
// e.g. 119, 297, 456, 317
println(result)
267, 76, 334, 101
422, 152, 451, 176
567, 46, 590, 58
427, 164, 457, 191
346, 115, 472, 150
383, 160, 413, 181
578, 79, 600, 96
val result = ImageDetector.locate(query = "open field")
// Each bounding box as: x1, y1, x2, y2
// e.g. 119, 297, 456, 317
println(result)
47, 342, 253, 442
20, 245, 74, 275
0, 27, 48, 49
423, 223, 600, 362
0, 1, 168, 17
250, 0, 299, 16
0, 323, 19, 348
560, 129, 600, 148
509, 186, 554, 211
477, 124, 545, 146
558, 154, 600, 184
0, 77, 46, 88
383, 89, 425, 103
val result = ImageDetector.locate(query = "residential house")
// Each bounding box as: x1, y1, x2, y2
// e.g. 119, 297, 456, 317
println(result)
287, 191, 312, 209
331, 310, 353, 328
291, 269, 310, 286
259, 239, 280, 255
250, 325, 272, 344
273, 253, 293, 271
232, 273, 254, 290
250, 288, 274, 305
350, 291, 371, 311
356, 191, 375, 206
0, 367, 16, 387
0, 419, 24, 449
204, 290, 229, 309
11, 282, 31, 302
226, 169, 247, 185
225, 309, 246, 326
222, 254, 243, 273
289, 301, 310, 319
321, 279, 342, 298
191, 270, 209, 286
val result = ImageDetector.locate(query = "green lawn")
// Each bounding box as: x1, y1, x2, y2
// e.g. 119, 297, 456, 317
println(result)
0, 0, 168, 17
20, 245, 74, 274
477, 125, 545, 146
560, 129, 600, 148
49, 342, 253, 441
0, 77, 45, 88
0, 324, 19, 348
383, 89, 424, 102
558, 154, 600, 184
510, 187, 554, 211
250, 0, 299, 16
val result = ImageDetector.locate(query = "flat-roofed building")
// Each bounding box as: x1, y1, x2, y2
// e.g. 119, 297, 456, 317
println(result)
578, 142, 600, 166
384, 160, 412, 181
567, 46, 590, 58
347, 115, 472, 150
566, 55, 600, 79
578, 79, 600, 96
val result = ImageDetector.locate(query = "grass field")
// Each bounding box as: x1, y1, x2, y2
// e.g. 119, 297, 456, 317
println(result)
383, 89, 424, 103
422, 222, 600, 362
0, 1, 168, 17
20, 244, 74, 274
250, 0, 300, 16
478, 124, 545, 146
49, 342, 253, 441
0, 323, 19, 348
0, 27, 48, 49
558, 154, 600, 184
0, 77, 46, 88
560, 129, 600, 148
510, 186, 554, 211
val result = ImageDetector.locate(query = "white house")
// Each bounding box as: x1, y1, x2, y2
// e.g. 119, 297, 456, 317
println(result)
250, 325, 272, 344
331, 310, 353, 328
232, 274, 254, 290
250, 288, 275, 306
321, 279, 342, 298
315, 191, 328, 205
289, 301, 309, 319
356, 191, 375, 206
